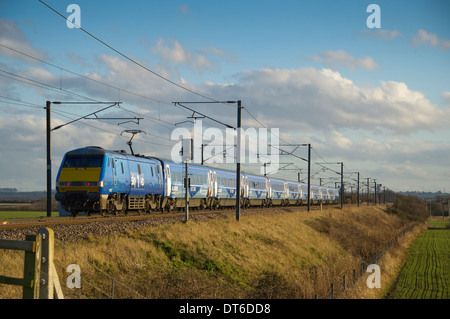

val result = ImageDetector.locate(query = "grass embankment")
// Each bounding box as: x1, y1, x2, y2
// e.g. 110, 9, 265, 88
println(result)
0, 205, 424, 299
385, 219, 450, 299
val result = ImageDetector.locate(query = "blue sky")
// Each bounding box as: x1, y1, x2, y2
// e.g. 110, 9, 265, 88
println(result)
0, 0, 449, 192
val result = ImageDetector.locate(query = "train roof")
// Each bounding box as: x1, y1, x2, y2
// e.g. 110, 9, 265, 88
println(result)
65, 146, 109, 155
65, 146, 161, 161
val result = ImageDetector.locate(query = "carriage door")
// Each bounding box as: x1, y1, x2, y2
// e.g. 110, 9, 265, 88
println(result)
157, 165, 163, 192
213, 171, 217, 197
244, 176, 249, 198
112, 157, 118, 187
207, 171, 211, 197
165, 164, 171, 197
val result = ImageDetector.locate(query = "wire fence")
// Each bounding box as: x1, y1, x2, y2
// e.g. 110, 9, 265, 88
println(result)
52, 253, 146, 299
313, 224, 416, 299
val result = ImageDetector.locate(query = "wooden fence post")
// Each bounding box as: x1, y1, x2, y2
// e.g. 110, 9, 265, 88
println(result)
0, 227, 63, 299
23, 234, 42, 299
342, 275, 346, 292
353, 269, 356, 285
38, 227, 63, 299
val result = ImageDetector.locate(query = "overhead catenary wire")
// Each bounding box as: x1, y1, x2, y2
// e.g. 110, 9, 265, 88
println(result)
0, 95, 43, 109
51, 108, 175, 149
0, 91, 175, 149
0, 69, 98, 103
0, 43, 168, 106
38, 0, 238, 109
0, 42, 227, 134
0, 43, 182, 129
2, 11, 367, 187
1, 42, 310, 173
55, 106, 175, 144
0, 68, 178, 147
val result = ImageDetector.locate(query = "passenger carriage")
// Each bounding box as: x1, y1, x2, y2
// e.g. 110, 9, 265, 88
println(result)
286, 181, 301, 206
319, 186, 329, 204
244, 174, 269, 207
268, 178, 286, 206
311, 186, 320, 204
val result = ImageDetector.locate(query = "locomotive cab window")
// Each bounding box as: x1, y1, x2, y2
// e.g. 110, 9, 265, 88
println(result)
63, 155, 103, 168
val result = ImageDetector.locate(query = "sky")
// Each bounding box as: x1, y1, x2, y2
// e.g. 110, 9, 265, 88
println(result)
0, 0, 449, 193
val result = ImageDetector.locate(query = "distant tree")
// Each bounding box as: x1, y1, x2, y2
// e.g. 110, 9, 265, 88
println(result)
386, 194, 429, 222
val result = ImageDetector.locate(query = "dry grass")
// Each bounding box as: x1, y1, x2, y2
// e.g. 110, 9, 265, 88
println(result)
0, 205, 423, 299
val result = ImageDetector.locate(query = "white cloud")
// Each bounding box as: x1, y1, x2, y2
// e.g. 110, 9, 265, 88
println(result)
215, 67, 449, 135
176, 5, 190, 14
412, 29, 450, 50
329, 131, 353, 150
16, 58, 449, 138
152, 38, 223, 72
442, 40, 450, 51
0, 18, 47, 61
0, 113, 124, 190
442, 92, 450, 107
360, 29, 402, 40
313, 50, 378, 70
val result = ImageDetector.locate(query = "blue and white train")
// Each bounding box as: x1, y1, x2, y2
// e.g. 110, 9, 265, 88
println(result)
55, 146, 339, 216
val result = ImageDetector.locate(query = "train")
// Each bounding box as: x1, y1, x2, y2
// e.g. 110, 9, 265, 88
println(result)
55, 146, 339, 216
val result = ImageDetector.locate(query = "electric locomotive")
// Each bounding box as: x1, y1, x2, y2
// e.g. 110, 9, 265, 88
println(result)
55, 146, 164, 216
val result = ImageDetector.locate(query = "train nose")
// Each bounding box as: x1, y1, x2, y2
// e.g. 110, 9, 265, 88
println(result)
55, 192, 65, 202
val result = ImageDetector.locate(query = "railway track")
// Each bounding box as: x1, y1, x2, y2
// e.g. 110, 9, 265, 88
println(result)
0, 210, 215, 230
0, 204, 330, 231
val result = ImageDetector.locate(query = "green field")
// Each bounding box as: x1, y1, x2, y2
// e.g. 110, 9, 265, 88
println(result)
386, 220, 450, 299
0, 211, 59, 219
